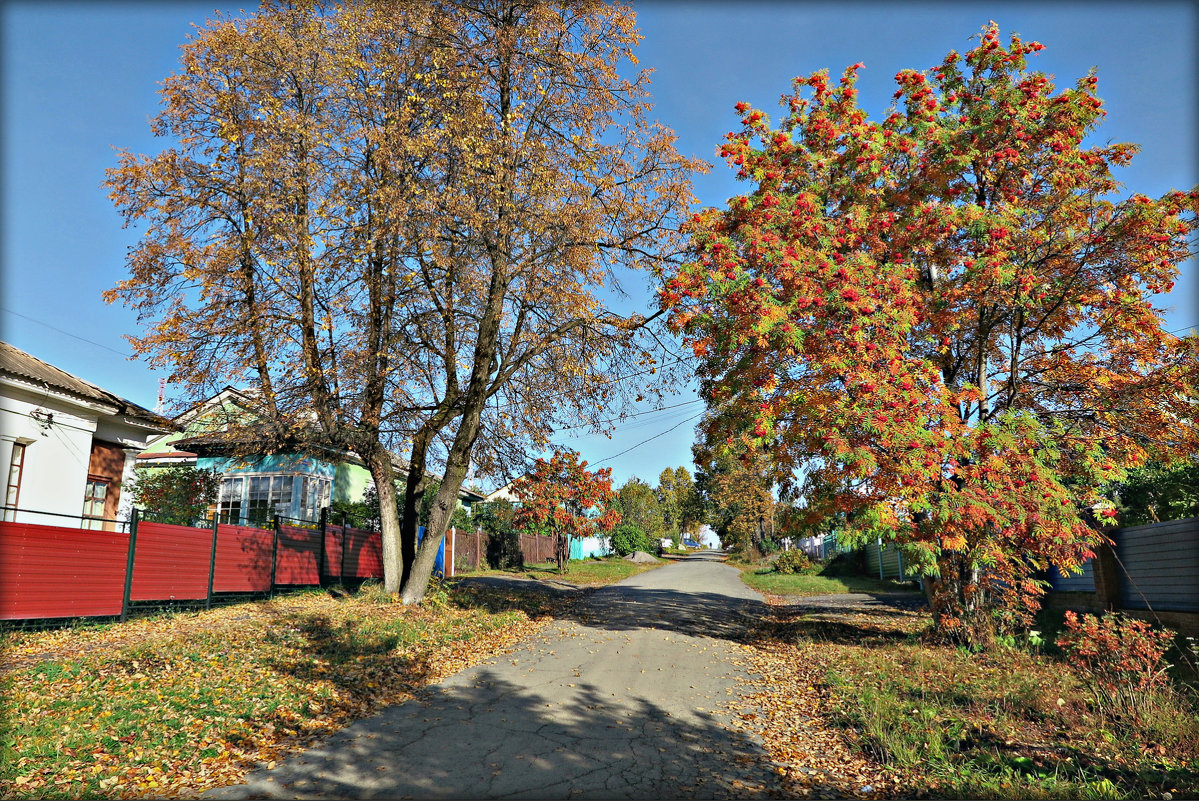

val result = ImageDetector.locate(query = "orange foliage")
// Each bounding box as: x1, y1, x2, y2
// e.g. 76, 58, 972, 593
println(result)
665, 24, 1199, 643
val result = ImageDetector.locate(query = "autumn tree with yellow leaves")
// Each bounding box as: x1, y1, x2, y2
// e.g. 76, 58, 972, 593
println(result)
107, 0, 699, 602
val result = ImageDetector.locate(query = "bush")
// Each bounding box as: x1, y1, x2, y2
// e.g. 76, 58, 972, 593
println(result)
130, 466, 220, 525
773, 549, 812, 574
1056, 611, 1174, 720
609, 522, 653, 556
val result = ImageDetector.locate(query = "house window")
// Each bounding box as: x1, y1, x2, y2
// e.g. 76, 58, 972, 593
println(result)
297, 475, 331, 523
83, 477, 109, 529
3, 443, 26, 522
217, 476, 243, 525
217, 473, 330, 526
246, 475, 292, 526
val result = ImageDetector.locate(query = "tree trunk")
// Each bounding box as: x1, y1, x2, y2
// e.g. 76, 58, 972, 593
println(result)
399, 403, 487, 604
556, 531, 569, 574
362, 447, 402, 595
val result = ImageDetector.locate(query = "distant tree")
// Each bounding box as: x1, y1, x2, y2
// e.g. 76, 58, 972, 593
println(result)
618, 477, 665, 537
609, 522, 655, 556
331, 484, 382, 530
513, 451, 620, 573
697, 443, 778, 555
657, 465, 702, 539
1112, 457, 1199, 526
129, 466, 220, 525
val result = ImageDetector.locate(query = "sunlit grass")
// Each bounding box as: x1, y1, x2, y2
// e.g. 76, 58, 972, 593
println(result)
753, 600, 1199, 799
740, 566, 918, 597
0, 584, 562, 799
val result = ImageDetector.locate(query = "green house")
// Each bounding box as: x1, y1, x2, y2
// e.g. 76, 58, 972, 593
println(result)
137, 388, 390, 526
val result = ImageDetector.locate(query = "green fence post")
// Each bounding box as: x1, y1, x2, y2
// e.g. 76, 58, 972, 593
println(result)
206, 515, 219, 609
339, 511, 348, 581
318, 507, 328, 582
121, 509, 140, 622
269, 515, 279, 599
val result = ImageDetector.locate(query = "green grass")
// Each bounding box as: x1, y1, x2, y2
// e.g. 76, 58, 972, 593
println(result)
755, 600, 1199, 799
0, 583, 563, 799
740, 566, 919, 597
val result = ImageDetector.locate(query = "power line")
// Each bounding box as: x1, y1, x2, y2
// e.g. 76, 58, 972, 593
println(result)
551, 397, 703, 433
0, 307, 133, 357
588, 409, 707, 466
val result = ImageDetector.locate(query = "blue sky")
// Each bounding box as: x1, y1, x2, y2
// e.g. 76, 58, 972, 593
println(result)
2, 1, 1196, 491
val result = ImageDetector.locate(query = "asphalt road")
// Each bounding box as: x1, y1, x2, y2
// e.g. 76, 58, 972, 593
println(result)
205, 552, 794, 799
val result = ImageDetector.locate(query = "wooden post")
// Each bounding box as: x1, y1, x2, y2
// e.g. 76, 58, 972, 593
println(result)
121, 508, 140, 622
877, 537, 885, 580
476, 526, 482, 571
206, 515, 219, 609
1092, 533, 1123, 611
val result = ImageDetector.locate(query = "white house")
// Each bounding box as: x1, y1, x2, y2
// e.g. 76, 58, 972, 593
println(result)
482, 473, 531, 504
0, 342, 169, 529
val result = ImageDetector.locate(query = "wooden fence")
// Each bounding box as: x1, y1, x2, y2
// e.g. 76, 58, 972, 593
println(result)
1048, 517, 1199, 618
447, 529, 559, 573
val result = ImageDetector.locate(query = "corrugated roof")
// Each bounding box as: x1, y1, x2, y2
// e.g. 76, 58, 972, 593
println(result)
0, 340, 170, 428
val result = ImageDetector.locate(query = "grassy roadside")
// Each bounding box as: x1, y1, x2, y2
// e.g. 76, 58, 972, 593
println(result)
736, 572, 1199, 799
0, 580, 567, 800
741, 568, 916, 598
458, 554, 666, 587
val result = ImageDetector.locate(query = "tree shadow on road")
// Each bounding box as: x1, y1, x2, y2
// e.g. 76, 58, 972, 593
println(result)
207, 671, 837, 800
450, 575, 770, 644
449, 573, 928, 652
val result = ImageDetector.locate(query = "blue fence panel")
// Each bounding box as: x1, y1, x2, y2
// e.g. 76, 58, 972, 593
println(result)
415, 525, 445, 578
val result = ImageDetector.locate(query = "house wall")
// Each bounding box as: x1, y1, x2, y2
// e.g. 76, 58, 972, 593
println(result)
1, 385, 97, 525
87, 440, 126, 521
205, 453, 336, 479
333, 460, 373, 505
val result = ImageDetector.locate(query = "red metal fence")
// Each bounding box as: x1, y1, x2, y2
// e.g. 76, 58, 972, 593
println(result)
0, 512, 392, 622
0, 521, 130, 619
2, 513, 574, 621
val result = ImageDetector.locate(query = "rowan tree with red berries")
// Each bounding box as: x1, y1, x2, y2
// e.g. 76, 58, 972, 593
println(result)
513, 450, 621, 573
663, 24, 1199, 644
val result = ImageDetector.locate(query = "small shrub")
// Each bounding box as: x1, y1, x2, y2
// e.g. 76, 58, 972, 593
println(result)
609, 523, 653, 556
773, 549, 812, 574
421, 576, 451, 611
1056, 611, 1174, 719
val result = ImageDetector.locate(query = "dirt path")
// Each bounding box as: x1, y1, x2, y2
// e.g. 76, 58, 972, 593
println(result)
203, 553, 840, 799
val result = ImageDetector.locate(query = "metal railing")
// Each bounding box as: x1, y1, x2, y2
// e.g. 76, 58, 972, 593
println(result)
0, 505, 132, 532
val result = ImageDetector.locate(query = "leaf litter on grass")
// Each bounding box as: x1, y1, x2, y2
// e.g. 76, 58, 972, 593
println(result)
722, 591, 914, 800
735, 591, 1199, 800
0, 585, 564, 799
